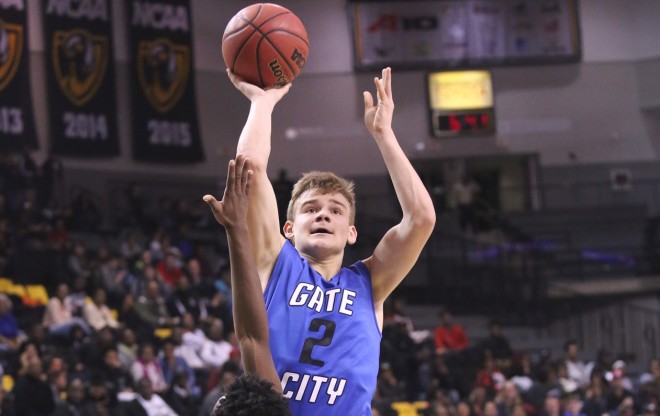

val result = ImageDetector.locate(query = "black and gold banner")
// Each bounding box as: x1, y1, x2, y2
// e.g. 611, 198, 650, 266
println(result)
43, 0, 119, 156
0, 0, 37, 151
127, 0, 204, 163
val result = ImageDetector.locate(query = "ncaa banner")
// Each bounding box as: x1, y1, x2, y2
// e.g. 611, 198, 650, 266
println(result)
0, 0, 37, 151
127, 0, 204, 163
43, 0, 119, 157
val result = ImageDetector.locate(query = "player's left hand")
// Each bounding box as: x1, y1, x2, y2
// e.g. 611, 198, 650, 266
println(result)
363, 67, 394, 138
203, 154, 252, 230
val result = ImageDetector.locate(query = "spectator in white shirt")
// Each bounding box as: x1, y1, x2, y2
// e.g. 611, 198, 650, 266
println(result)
83, 287, 119, 332
171, 326, 204, 370
181, 313, 206, 353
126, 377, 177, 416
564, 339, 594, 389
199, 318, 233, 369
42, 283, 90, 338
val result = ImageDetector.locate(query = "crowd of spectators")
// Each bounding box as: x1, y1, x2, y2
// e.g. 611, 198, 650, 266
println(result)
0, 148, 658, 416
0, 148, 239, 415
376, 301, 660, 416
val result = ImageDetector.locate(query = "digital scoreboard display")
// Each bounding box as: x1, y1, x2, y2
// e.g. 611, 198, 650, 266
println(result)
427, 70, 495, 138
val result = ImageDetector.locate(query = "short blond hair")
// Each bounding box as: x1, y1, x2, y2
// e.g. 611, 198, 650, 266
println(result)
287, 171, 356, 224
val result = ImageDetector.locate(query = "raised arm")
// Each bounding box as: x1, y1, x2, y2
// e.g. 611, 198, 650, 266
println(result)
361, 68, 436, 305
228, 70, 288, 289
203, 155, 281, 391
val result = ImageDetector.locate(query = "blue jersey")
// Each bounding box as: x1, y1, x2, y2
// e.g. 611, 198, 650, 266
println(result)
264, 241, 381, 416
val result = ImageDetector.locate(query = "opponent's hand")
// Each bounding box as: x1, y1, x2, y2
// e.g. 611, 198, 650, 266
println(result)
363, 67, 394, 138
203, 154, 252, 230
227, 69, 292, 107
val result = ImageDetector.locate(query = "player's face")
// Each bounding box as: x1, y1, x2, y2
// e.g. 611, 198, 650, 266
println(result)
285, 189, 356, 258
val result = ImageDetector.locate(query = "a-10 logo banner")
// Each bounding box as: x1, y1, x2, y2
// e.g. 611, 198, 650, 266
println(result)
43, 0, 119, 156
0, 0, 38, 151
127, 0, 204, 163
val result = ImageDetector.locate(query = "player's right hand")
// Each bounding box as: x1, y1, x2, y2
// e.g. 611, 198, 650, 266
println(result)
227, 69, 291, 106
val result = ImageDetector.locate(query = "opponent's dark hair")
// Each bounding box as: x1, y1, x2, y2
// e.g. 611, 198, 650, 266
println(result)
212, 374, 291, 416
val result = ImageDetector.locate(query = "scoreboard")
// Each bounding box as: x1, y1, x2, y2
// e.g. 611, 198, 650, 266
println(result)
427, 70, 495, 138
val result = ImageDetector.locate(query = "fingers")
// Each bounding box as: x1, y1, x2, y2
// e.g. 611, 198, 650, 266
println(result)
374, 77, 383, 103
202, 194, 217, 204
235, 155, 247, 190
202, 194, 221, 214
268, 83, 293, 102
242, 170, 253, 195
384, 67, 392, 97
225, 159, 236, 194
235, 155, 252, 194
222, 155, 252, 198
266, 82, 292, 93
226, 68, 243, 85
373, 67, 391, 102
375, 77, 387, 103
280, 83, 293, 95
226, 68, 238, 86
363, 91, 374, 110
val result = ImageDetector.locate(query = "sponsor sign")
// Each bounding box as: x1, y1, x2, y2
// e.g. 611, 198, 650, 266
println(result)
351, 0, 580, 69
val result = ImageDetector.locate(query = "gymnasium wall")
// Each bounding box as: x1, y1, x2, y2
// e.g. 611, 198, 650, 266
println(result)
22, 0, 660, 180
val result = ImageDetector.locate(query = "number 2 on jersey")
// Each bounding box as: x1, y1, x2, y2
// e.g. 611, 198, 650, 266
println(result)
299, 318, 336, 367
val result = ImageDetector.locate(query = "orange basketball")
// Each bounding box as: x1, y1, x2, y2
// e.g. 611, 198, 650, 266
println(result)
222, 3, 309, 88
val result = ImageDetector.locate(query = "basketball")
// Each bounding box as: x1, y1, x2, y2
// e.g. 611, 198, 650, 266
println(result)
222, 3, 309, 88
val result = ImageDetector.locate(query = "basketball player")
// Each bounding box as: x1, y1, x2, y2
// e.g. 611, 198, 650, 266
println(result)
204, 156, 290, 416
210, 67, 436, 415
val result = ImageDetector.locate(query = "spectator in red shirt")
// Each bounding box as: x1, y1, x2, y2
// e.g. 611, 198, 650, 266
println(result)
46, 217, 70, 249
434, 309, 469, 355
157, 247, 184, 286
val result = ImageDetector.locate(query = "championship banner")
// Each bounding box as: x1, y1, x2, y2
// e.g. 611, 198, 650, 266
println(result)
350, 0, 580, 70
0, 0, 38, 151
43, 0, 119, 157
127, 0, 204, 163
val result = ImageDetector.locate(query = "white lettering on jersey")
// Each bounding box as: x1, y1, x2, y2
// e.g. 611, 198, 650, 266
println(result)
288, 283, 357, 316
281, 371, 346, 405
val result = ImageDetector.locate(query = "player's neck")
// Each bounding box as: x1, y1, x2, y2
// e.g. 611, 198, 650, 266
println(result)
301, 252, 344, 281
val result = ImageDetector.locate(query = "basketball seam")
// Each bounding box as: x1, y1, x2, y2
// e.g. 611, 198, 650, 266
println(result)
222, 3, 264, 40
222, 21, 251, 41
256, 37, 264, 87
227, 4, 264, 72
224, 3, 264, 40
260, 33, 298, 82
263, 29, 310, 48
249, 11, 292, 35
244, 9, 297, 86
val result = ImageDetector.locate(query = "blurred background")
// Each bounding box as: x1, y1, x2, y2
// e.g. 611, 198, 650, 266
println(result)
0, 0, 659, 415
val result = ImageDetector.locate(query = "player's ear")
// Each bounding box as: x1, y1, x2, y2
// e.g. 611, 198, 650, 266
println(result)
283, 220, 294, 240
347, 225, 357, 245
